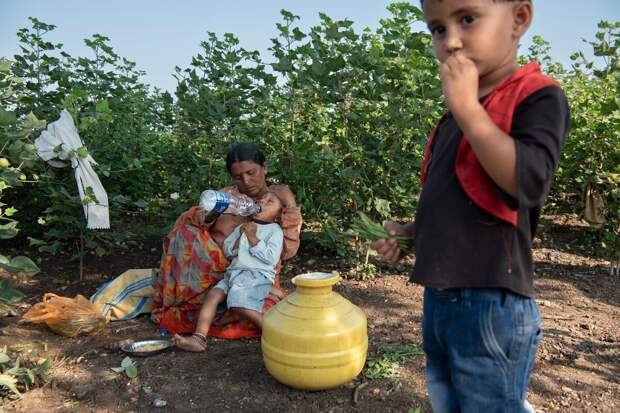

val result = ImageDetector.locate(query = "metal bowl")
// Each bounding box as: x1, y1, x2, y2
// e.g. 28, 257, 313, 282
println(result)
120, 339, 171, 357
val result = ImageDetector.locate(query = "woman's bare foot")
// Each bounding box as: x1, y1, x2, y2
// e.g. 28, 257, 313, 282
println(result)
171, 333, 207, 352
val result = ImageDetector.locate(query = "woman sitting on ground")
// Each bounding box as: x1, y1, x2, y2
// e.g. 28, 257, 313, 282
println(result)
173, 191, 286, 352
151, 143, 302, 339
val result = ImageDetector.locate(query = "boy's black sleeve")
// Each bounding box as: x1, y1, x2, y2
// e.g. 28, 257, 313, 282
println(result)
512, 86, 570, 209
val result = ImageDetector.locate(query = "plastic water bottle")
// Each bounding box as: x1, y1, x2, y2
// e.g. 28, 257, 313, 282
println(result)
199, 189, 261, 217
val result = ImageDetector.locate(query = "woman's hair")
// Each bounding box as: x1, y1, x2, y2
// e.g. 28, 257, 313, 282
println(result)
225, 143, 266, 174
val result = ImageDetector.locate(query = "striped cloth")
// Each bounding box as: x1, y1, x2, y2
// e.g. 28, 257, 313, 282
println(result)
91, 269, 156, 321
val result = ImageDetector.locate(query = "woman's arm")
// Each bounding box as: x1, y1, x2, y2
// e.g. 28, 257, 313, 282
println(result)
270, 185, 296, 208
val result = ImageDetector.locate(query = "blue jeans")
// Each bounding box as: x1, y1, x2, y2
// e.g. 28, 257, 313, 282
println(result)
422, 287, 541, 413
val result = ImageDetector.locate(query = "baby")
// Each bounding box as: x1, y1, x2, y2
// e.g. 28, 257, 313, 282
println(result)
172, 191, 284, 352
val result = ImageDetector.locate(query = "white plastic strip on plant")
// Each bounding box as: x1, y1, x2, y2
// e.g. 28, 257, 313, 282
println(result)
34, 110, 110, 229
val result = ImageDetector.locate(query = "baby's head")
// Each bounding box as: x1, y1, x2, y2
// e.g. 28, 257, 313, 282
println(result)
253, 191, 283, 224
421, 0, 532, 74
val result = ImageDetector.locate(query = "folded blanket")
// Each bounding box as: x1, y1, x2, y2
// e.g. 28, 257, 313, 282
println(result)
91, 269, 155, 321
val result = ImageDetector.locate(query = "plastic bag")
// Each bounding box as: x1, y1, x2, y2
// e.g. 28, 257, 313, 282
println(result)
22, 293, 108, 337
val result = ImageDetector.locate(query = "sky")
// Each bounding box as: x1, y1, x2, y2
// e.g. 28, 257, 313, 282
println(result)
1, 1, 619, 93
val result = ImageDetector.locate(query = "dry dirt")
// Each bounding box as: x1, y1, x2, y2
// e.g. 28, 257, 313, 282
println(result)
1, 214, 618, 412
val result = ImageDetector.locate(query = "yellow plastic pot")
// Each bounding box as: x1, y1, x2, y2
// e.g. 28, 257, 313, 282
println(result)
261, 272, 368, 390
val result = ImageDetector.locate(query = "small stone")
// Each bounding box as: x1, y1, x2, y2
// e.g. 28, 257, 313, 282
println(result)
153, 399, 167, 408
142, 385, 153, 394
130, 397, 138, 403
579, 323, 591, 330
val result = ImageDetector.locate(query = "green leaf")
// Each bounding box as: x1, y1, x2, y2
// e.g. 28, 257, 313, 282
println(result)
121, 356, 134, 368
373, 198, 391, 218
0, 107, 17, 126
22, 111, 46, 130
9, 256, 40, 276
76, 146, 89, 159
0, 353, 9, 364
95, 99, 109, 113
133, 199, 148, 208
0, 58, 10, 72
35, 358, 50, 378
0, 279, 25, 304
0, 301, 18, 317
0, 373, 20, 395
110, 366, 124, 373
311, 61, 326, 76
4, 207, 17, 217
0, 221, 19, 239
125, 365, 138, 379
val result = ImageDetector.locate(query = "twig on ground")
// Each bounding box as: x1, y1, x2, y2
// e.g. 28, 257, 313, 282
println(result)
2, 395, 24, 409
352, 381, 368, 405
78, 348, 98, 359
113, 324, 141, 333
51, 355, 71, 370
542, 316, 573, 321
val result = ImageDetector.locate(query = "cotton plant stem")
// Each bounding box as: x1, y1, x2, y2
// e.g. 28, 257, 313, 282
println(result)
79, 229, 84, 281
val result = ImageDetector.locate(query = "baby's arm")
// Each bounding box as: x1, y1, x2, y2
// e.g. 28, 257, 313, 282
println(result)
222, 226, 242, 258
248, 226, 284, 266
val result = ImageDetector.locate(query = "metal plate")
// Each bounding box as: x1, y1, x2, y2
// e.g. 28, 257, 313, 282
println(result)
120, 339, 171, 357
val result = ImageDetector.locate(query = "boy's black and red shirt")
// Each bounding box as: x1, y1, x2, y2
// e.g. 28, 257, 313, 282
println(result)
411, 62, 570, 298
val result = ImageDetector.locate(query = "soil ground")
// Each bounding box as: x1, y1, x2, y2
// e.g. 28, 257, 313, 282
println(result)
1, 214, 619, 412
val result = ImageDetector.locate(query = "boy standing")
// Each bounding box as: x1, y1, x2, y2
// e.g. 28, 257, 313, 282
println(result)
371, 0, 570, 411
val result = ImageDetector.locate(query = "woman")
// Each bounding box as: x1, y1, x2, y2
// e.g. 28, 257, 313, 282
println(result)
151, 143, 302, 339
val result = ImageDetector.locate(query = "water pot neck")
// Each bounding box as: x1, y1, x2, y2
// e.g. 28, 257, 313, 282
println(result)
292, 272, 340, 294
295, 285, 333, 296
